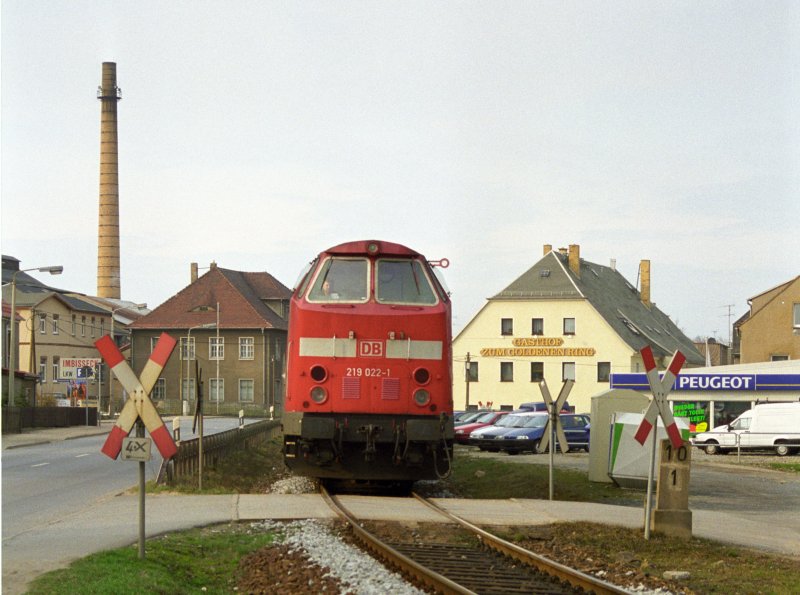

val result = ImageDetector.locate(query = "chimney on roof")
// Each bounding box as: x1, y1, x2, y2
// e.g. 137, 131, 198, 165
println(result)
543, 244, 552, 256
558, 247, 568, 255
191, 262, 198, 283
639, 259, 651, 308
610, 258, 616, 272
210, 261, 217, 269
568, 244, 580, 278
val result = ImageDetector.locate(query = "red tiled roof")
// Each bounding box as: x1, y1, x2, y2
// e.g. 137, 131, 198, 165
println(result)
130, 268, 291, 331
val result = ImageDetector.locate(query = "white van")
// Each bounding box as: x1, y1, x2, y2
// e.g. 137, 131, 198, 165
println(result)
692, 402, 800, 456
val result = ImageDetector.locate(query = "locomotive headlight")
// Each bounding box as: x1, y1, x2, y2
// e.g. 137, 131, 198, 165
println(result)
310, 365, 328, 383
367, 242, 380, 255
413, 367, 431, 385
310, 386, 328, 404
413, 388, 431, 407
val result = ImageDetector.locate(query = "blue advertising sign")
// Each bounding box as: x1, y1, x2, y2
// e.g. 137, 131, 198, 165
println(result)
610, 373, 800, 392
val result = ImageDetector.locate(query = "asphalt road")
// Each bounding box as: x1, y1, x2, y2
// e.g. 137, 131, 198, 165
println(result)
1, 417, 256, 555
459, 445, 800, 514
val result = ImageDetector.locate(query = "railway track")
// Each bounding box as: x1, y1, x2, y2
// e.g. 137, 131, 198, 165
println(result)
320, 487, 630, 595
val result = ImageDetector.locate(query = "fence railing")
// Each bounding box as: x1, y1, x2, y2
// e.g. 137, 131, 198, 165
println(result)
159, 418, 281, 485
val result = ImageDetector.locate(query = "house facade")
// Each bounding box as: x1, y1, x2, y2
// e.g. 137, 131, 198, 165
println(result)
453, 245, 704, 413
736, 275, 800, 363
129, 264, 291, 416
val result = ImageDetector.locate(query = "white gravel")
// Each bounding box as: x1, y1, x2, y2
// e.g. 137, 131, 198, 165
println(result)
253, 519, 425, 595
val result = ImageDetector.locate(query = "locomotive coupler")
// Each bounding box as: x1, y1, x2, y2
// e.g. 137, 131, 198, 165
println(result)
357, 424, 381, 462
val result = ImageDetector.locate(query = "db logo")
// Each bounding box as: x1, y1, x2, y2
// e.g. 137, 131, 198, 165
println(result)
359, 340, 384, 357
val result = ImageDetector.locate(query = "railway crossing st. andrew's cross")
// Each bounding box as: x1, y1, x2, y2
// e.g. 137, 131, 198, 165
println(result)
634, 346, 686, 450
95, 332, 178, 460
537, 378, 574, 454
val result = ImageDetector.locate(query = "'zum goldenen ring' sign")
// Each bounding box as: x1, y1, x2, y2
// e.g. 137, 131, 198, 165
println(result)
480, 338, 596, 357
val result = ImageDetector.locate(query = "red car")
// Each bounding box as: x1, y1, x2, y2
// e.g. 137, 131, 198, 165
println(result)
454, 411, 511, 444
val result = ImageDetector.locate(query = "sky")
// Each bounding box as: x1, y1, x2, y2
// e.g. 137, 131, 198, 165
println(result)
2, 1, 798, 341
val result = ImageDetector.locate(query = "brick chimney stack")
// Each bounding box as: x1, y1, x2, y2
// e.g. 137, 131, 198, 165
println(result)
96, 62, 122, 299
640, 259, 651, 308
568, 244, 581, 278
543, 244, 552, 256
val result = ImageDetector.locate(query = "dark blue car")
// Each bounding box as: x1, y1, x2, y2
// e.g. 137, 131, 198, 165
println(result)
468, 412, 546, 451
495, 413, 591, 454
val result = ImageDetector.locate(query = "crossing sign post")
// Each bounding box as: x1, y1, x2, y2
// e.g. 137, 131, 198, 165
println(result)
634, 345, 687, 539
538, 379, 574, 501
94, 331, 178, 559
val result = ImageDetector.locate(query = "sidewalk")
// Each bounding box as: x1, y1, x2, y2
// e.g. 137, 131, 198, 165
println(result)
2, 421, 112, 450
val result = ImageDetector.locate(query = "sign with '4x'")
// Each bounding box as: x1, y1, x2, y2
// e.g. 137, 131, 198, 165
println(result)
95, 332, 178, 460
634, 346, 686, 450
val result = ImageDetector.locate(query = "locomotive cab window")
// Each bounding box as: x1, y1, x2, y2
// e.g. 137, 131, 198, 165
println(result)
376, 259, 438, 305
307, 257, 369, 303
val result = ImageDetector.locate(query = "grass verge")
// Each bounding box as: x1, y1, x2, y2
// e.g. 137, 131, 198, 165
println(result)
26, 525, 275, 595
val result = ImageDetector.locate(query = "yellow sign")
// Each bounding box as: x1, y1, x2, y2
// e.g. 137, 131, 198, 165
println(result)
480, 337, 596, 357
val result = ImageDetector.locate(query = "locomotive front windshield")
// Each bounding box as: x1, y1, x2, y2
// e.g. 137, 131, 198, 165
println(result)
308, 258, 369, 302
305, 256, 439, 305
375, 259, 438, 305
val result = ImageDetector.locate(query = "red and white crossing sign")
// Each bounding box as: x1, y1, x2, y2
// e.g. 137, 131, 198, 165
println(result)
634, 346, 686, 450
95, 332, 178, 460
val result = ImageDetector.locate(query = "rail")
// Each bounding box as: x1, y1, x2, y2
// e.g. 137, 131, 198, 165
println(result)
160, 419, 281, 484
321, 487, 628, 595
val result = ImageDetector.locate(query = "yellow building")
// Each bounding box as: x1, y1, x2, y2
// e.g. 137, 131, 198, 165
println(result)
453, 245, 704, 413
737, 275, 800, 363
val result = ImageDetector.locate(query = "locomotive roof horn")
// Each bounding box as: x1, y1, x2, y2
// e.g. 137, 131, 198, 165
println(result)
429, 258, 450, 268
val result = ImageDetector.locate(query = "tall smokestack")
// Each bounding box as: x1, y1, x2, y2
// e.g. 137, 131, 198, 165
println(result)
97, 62, 122, 299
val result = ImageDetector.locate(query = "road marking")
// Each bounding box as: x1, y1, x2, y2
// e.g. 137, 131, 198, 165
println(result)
31, 463, 50, 468
75, 453, 90, 458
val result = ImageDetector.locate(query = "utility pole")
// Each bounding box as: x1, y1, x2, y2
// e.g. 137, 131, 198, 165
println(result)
720, 304, 735, 346
465, 352, 471, 409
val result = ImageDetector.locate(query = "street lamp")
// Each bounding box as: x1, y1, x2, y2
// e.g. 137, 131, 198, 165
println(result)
184, 323, 216, 416
7, 265, 63, 430
108, 303, 147, 415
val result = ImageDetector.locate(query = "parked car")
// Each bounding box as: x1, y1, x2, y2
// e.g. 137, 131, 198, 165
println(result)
454, 411, 511, 444
495, 413, 591, 454
518, 400, 574, 413
468, 412, 544, 451
691, 402, 800, 456
454, 410, 491, 426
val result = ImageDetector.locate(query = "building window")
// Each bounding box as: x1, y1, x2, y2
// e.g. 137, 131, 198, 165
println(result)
562, 362, 576, 381
181, 378, 196, 400
239, 379, 255, 402
90, 317, 96, 337
239, 337, 255, 360
53, 357, 60, 382
531, 318, 544, 336
500, 361, 514, 382
794, 303, 800, 328
771, 355, 789, 362
530, 362, 544, 382
501, 318, 513, 336
210, 337, 224, 360
181, 337, 196, 360
210, 378, 224, 402
52, 314, 60, 335
150, 337, 159, 352
563, 317, 576, 335
597, 362, 611, 382
71, 314, 77, 336
39, 313, 47, 334
99, 318, 104, 337
466, 361, 479, 382
81, 316, 86, 337
152, 378, 166, 400
39, 356, 47, 382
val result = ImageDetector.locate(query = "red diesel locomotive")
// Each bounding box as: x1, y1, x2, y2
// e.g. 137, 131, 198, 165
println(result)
283, 240, 454, 485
